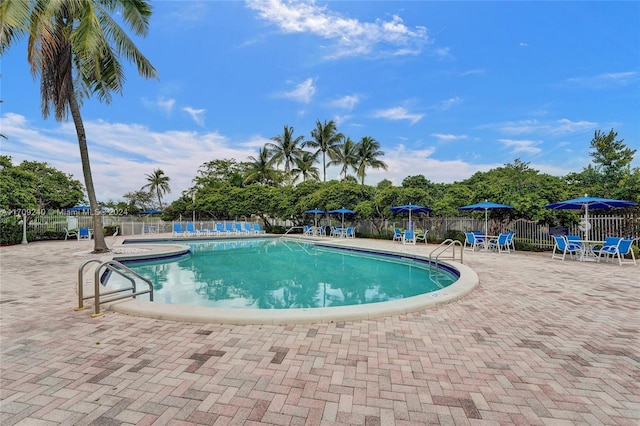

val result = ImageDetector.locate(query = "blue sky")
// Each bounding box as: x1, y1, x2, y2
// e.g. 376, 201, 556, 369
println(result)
2, 0, 639, 203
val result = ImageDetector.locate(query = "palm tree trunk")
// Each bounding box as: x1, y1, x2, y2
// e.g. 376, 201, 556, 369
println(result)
322, 151, 327, 182
68, 92, 108, 253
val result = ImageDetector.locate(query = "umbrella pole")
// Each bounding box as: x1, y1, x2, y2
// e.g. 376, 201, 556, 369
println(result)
484, 209, 488, 236
585, 205, 589, 241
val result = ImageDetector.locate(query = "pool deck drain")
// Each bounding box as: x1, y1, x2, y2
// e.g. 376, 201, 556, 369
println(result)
1, 234, 638, 425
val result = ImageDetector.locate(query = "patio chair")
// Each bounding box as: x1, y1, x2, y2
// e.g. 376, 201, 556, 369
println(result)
551, 235, 580, 261
206, 226, 220, 237
173, 223, 186, 237
393, 228, 403, 242
344, 227, 356, 238
414, 229, 429, 244
253, 223, 266, 234
78, 227, 91, 240
489, 233, 510, 253
506, 232, 516, 251
566, 235, 582, 250
64, 227, 77, 241
215, 223, 228, 236
235, 223, 249, 235
185, 222, 198, 236
303, 225, 313, 236
402, 229, 416, 245
244, 223, 253, 234
464, 232, 483, 251
596, 238, 636, 266
318, 225, 326, 236
591, 237, 621, 258
225, 223, 237, 235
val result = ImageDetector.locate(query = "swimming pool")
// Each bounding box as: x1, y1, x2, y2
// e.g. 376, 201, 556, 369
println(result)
108, 237, 479, 324
110, 238, 457, 309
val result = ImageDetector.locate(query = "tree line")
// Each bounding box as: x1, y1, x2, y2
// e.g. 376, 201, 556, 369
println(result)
157, 128, 639, 232
1, 129, 638, 242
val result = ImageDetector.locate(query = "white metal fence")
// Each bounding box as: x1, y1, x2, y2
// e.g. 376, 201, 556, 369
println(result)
22, 212, 640, 249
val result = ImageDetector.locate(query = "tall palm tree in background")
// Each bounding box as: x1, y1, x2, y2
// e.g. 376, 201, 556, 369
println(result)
355, 136, 388, 185
244, 147, 280, 185
304, 119, 344, 182
142, 169, 171, 210
0, 0, 157, 253
328, 136, 358, 181
266, 125, 305, 175
291, 151, 320, 182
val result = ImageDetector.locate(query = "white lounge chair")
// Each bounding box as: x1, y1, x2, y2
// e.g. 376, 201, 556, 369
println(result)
64, 227, 77, 241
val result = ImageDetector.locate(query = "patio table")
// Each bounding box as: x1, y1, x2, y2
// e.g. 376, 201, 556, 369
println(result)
480, 235, 497, 250
577, 240, 603, 262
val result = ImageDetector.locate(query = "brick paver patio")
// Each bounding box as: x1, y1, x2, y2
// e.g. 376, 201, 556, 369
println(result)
1, 236, 638, 425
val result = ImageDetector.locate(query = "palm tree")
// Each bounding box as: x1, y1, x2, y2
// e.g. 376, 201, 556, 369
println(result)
266, 125, 305, 174
142, 169, 171, 210
1, 0, 157, 253
304, 119, 344, 182
355, 136, 388, 185
244, 147, 280, 185
291, 151, 320, 182
328, 136, 358, 181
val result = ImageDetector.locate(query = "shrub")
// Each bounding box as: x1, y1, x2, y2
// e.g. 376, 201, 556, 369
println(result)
443, 229, 465, 243
0, 217, 24, 245
104, 226, 118, 236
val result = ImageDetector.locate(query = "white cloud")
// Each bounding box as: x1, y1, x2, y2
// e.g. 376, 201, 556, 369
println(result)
280, 78, 316, 104
439, 96, 462, 110
157, 97, 175, 113
1, 113, 263, 202
182, 106, 206, 126
333, 114, 353, 127
459, 68, 485, 77
499, 139, 542, 155
329, 95, 360, 111
431, 133, 468, 143
565, 71, 639, 88
551, 118, 597, 135
372, 107, 423, 124
369, 145, 497, 185
489, 118, 597, 135
141, 96, 175, 114
246, 0, 429, 59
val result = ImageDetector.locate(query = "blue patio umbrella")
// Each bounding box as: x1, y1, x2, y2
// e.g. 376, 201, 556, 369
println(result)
390, 203, 431, 231
328, 207, 355, 229
304, 208, 325, 227
459, 200, 514, 237
544, 195, 637, 240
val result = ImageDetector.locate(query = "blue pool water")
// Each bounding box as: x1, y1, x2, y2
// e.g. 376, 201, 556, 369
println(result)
112, 239, 458, 309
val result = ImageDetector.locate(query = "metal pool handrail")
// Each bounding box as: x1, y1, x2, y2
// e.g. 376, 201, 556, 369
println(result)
76, 259, 153, 317
429, 239, 464, 268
